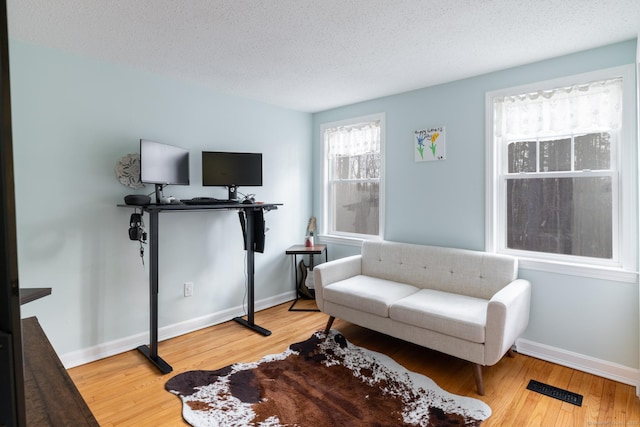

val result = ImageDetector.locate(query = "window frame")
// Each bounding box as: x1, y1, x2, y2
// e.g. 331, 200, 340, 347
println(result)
485, 65, 637, 282
319, 113, 385, 245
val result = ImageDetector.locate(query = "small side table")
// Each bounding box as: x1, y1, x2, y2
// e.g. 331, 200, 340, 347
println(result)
285, 244, 327, 312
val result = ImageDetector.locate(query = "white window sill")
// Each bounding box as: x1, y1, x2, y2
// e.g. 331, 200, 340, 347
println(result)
317, 234, 372, 247
518, 257, 638, 283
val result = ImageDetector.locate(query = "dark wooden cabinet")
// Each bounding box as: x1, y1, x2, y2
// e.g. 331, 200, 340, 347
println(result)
22, 317, 98, 426
0, 0, 26, 423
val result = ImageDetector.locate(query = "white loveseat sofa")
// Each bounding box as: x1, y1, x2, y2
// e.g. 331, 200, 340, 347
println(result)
313, 240, 531, 395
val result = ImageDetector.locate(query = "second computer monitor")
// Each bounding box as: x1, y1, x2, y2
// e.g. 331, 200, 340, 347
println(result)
202, 151, 262, 200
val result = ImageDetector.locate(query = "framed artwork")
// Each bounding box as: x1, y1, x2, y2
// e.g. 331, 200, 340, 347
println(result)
414, 126, 445, 162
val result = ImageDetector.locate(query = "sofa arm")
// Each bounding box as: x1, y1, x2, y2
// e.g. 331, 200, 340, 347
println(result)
484, 279, 531, 365
313, 254, 362, 311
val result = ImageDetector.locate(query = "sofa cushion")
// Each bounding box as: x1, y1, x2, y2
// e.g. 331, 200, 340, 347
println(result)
323, 275, 420, 318
361, 240, 518, 300
389, 289, 488, 343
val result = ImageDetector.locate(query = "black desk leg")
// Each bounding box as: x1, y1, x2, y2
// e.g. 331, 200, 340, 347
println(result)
137, 209, 173, 374
233, 208, 271, 336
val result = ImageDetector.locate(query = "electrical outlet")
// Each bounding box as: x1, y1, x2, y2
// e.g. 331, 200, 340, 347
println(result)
184, 282, 194, 297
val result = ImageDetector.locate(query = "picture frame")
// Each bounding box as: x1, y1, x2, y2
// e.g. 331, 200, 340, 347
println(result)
414, 126, 445, 162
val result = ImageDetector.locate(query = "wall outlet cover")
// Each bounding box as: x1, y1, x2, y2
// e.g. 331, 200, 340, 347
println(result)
184, 282, 194, 297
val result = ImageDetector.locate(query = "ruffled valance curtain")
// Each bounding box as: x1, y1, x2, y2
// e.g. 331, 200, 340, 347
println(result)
494, 78, 622, 140
325, 121, 380, 157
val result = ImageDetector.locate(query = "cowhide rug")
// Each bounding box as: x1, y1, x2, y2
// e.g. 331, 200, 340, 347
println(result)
165, 330, 491, 426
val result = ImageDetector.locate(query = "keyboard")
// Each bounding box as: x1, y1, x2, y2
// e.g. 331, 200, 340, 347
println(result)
181, 197, 237, 205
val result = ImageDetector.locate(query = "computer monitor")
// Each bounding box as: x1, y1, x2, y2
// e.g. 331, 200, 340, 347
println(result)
140, 139, 190, 203
202, 151, 262, 200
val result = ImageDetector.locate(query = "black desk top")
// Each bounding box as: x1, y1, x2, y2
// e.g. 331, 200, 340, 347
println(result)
118, 202, 281, 211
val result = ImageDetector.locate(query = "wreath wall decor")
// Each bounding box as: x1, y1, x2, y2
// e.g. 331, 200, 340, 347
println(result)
115, 153, 145, 189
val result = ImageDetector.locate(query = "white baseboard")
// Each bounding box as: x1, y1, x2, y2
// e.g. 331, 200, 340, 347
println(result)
64, 301, 640, 399
61, 291, 295, 369
516, 338, 640, 397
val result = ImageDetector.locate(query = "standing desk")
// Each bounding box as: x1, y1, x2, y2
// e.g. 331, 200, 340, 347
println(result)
118, 202, 281, 374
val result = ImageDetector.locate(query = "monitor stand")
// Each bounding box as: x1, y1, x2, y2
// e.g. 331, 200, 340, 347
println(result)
228, 185, 238, 201
154, 184, 164, 204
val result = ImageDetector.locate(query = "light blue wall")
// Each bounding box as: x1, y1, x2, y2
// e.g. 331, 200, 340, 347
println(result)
10, 40, 313, 358
10, 36, 639, 372
312, 40, 639, 368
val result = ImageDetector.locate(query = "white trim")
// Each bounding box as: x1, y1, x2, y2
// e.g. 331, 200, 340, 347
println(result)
516, 338, 640, 397
60, 291, 295, 369
485, 91, 497, 253
636, 45, 640, 400
519, 257, 638, 283
317, 234, 367, 247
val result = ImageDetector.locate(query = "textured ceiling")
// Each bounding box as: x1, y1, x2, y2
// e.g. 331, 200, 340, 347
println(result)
6, 0, 640, 112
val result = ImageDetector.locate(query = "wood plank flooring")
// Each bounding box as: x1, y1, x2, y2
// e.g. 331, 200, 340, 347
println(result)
68, 300, 640, 426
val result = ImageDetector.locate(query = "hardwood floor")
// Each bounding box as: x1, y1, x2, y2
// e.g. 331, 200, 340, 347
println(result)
68, 300, 640, 426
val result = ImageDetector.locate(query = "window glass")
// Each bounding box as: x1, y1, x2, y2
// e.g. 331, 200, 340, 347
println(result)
332, 181, 379, 235
574, 133, 610, 170
539, 138, 571, 172
508, 141, 536, 173
506, 176, 612, 258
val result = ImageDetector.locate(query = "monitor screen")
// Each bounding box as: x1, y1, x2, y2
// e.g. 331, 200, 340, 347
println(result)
140, 139, 190, 186
202, 151, 262, 187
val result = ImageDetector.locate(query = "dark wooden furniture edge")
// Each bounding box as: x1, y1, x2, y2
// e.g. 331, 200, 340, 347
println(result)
19, 288, 52, 305
22, 316, 98, 426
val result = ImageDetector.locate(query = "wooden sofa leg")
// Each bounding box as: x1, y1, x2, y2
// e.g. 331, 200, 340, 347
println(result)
323, 316, 335, 335
473, 364, 485, 396
508, 348, 516, 358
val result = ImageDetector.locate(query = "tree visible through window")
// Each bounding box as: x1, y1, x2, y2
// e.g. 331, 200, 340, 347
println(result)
321, 115, 384, 239
506, 133, 613, 258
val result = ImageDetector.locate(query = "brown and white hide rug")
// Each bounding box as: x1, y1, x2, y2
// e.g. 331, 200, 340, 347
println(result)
165, 330, 491, 426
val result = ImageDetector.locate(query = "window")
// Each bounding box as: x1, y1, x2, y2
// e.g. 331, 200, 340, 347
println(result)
320, 113, 384, 242
486, 66, 636, 281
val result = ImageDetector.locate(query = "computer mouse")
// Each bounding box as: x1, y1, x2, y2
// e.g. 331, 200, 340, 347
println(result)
242, 199, 253, 204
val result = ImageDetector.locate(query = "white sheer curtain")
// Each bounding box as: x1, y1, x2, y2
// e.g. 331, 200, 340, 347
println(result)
494, 78, 622, 140
325, 121, 380, 157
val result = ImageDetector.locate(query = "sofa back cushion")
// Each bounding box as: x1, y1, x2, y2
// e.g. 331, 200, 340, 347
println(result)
361, 240, 518, 300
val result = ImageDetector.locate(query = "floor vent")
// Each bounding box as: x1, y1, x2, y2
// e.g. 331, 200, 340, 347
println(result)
526, 379, 583, 406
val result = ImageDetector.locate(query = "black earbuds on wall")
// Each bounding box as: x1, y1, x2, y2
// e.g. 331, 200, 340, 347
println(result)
128, 213, 147, 242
